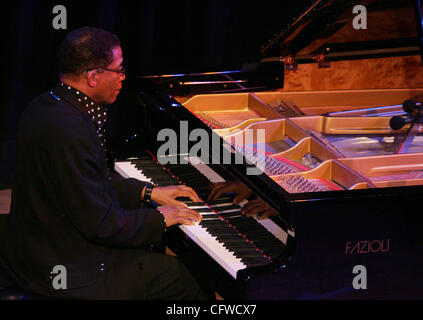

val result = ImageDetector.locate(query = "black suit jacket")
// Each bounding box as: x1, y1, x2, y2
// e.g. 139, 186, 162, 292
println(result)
1, 85, 167, 298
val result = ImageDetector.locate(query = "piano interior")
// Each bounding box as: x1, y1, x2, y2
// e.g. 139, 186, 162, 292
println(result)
183, 93, 281, 129
174, 90, 423, 194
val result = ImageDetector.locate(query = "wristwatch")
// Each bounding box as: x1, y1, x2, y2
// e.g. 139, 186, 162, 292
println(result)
143, 183, 154, 203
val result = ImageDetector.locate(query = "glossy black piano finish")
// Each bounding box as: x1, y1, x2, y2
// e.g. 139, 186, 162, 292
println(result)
109, 0, 423, 299
112, 85, 423, 299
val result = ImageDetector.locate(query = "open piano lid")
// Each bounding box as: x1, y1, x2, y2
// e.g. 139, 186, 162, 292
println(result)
261, 0, 423, 64
139, 0, 423, 95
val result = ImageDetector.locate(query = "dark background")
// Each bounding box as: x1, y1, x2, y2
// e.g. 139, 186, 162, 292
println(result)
0, 0, 310, 188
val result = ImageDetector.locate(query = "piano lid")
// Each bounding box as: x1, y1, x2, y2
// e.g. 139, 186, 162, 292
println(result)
138, 0, 423, 95
260, 0, 423, 64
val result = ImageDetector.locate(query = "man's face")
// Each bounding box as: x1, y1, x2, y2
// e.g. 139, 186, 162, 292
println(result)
93, 46, 125, 104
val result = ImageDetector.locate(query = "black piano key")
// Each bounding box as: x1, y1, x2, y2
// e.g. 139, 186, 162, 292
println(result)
232, 224, 263, 231
195, 208, 215, 213
250, 238, 282, 246
201, 216, 221, 221
214, 232, 245, 239
144, 175, 175, 181
133, 164, 164, 172
200, 219, 227, 225
263, 248, 285, 257
202, 225, 236, 232
238, 252, 267, 259
201, 226, 229, 232
176, 198, 199, 204
232, 227, 269, 237
229, 225, 283, 252
218, 212, 243, 219
216, 238, 247, 247
224, 244, 259, 251
211, 205, 241, 212
243, 259, 271, 268
239, 256, 269, 265
218, 240, 248, 246
206, 228, 238, 235
131, 160, 157, 166
207, 197, 235, 205
251, 240, 282, 248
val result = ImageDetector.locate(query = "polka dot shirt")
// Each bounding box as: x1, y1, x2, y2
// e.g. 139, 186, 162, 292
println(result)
59, 82, 108, 153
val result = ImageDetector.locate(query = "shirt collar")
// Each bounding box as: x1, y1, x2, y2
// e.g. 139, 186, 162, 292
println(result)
59, 82, 108, 130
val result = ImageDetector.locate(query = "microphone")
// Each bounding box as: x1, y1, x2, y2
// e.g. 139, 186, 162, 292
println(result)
389, 116, 416, 130
403, 100, 421, 115
390, 100, 423, 130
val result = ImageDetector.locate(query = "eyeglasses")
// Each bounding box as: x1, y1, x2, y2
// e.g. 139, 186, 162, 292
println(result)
89, 66, 126, 76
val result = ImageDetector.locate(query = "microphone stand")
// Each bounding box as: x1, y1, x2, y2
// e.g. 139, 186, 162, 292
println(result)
394, 114, 423, 154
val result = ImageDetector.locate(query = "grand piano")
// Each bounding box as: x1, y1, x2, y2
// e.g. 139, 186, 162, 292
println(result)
110, 0, 423, 299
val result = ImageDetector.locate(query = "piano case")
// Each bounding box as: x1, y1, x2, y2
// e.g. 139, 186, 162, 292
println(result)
111, 0, 423, 299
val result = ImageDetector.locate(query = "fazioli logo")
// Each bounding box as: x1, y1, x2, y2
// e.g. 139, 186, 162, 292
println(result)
345, 239, 390, 255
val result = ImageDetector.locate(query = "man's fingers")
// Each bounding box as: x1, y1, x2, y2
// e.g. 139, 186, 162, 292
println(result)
207, 182, 235, 201
207, 188, 222, 202
176, 185, 201, 202
233, 191, 251, 204
174, 190, 200, 204
207, 183, 223, 201
175, 207, 202, 225
242, 199, 264, 217
177, 207, 202, 222
167, 199, 189, 207
207, 183, 225, 201
152, 185, 201, 206
158, 205, 202, 227
178, 218, 196, 226
241, 198, 277, 219
257, 209, 276, 220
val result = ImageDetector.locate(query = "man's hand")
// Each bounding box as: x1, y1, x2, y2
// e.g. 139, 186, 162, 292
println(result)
207, 181, 253, 204
158, 205, 202, 227
241, 198, 277, 220
151, 185, 201, 207
207, 181, 277, 219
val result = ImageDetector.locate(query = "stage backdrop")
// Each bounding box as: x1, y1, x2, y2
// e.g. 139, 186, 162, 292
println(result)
0, 0, 309, 188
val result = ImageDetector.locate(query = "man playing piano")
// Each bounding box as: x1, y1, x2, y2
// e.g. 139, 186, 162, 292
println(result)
0, 27, 209, 299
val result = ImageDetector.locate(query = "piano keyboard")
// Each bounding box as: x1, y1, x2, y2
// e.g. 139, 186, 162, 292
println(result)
180, 198, 294, 278
115, 155, 295, 279
115, 155, 225, 194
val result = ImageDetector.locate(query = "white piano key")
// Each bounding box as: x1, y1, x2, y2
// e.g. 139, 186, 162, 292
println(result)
114, 161, 152, 183
187, 204, 210, 210
114, 161, 132, 179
